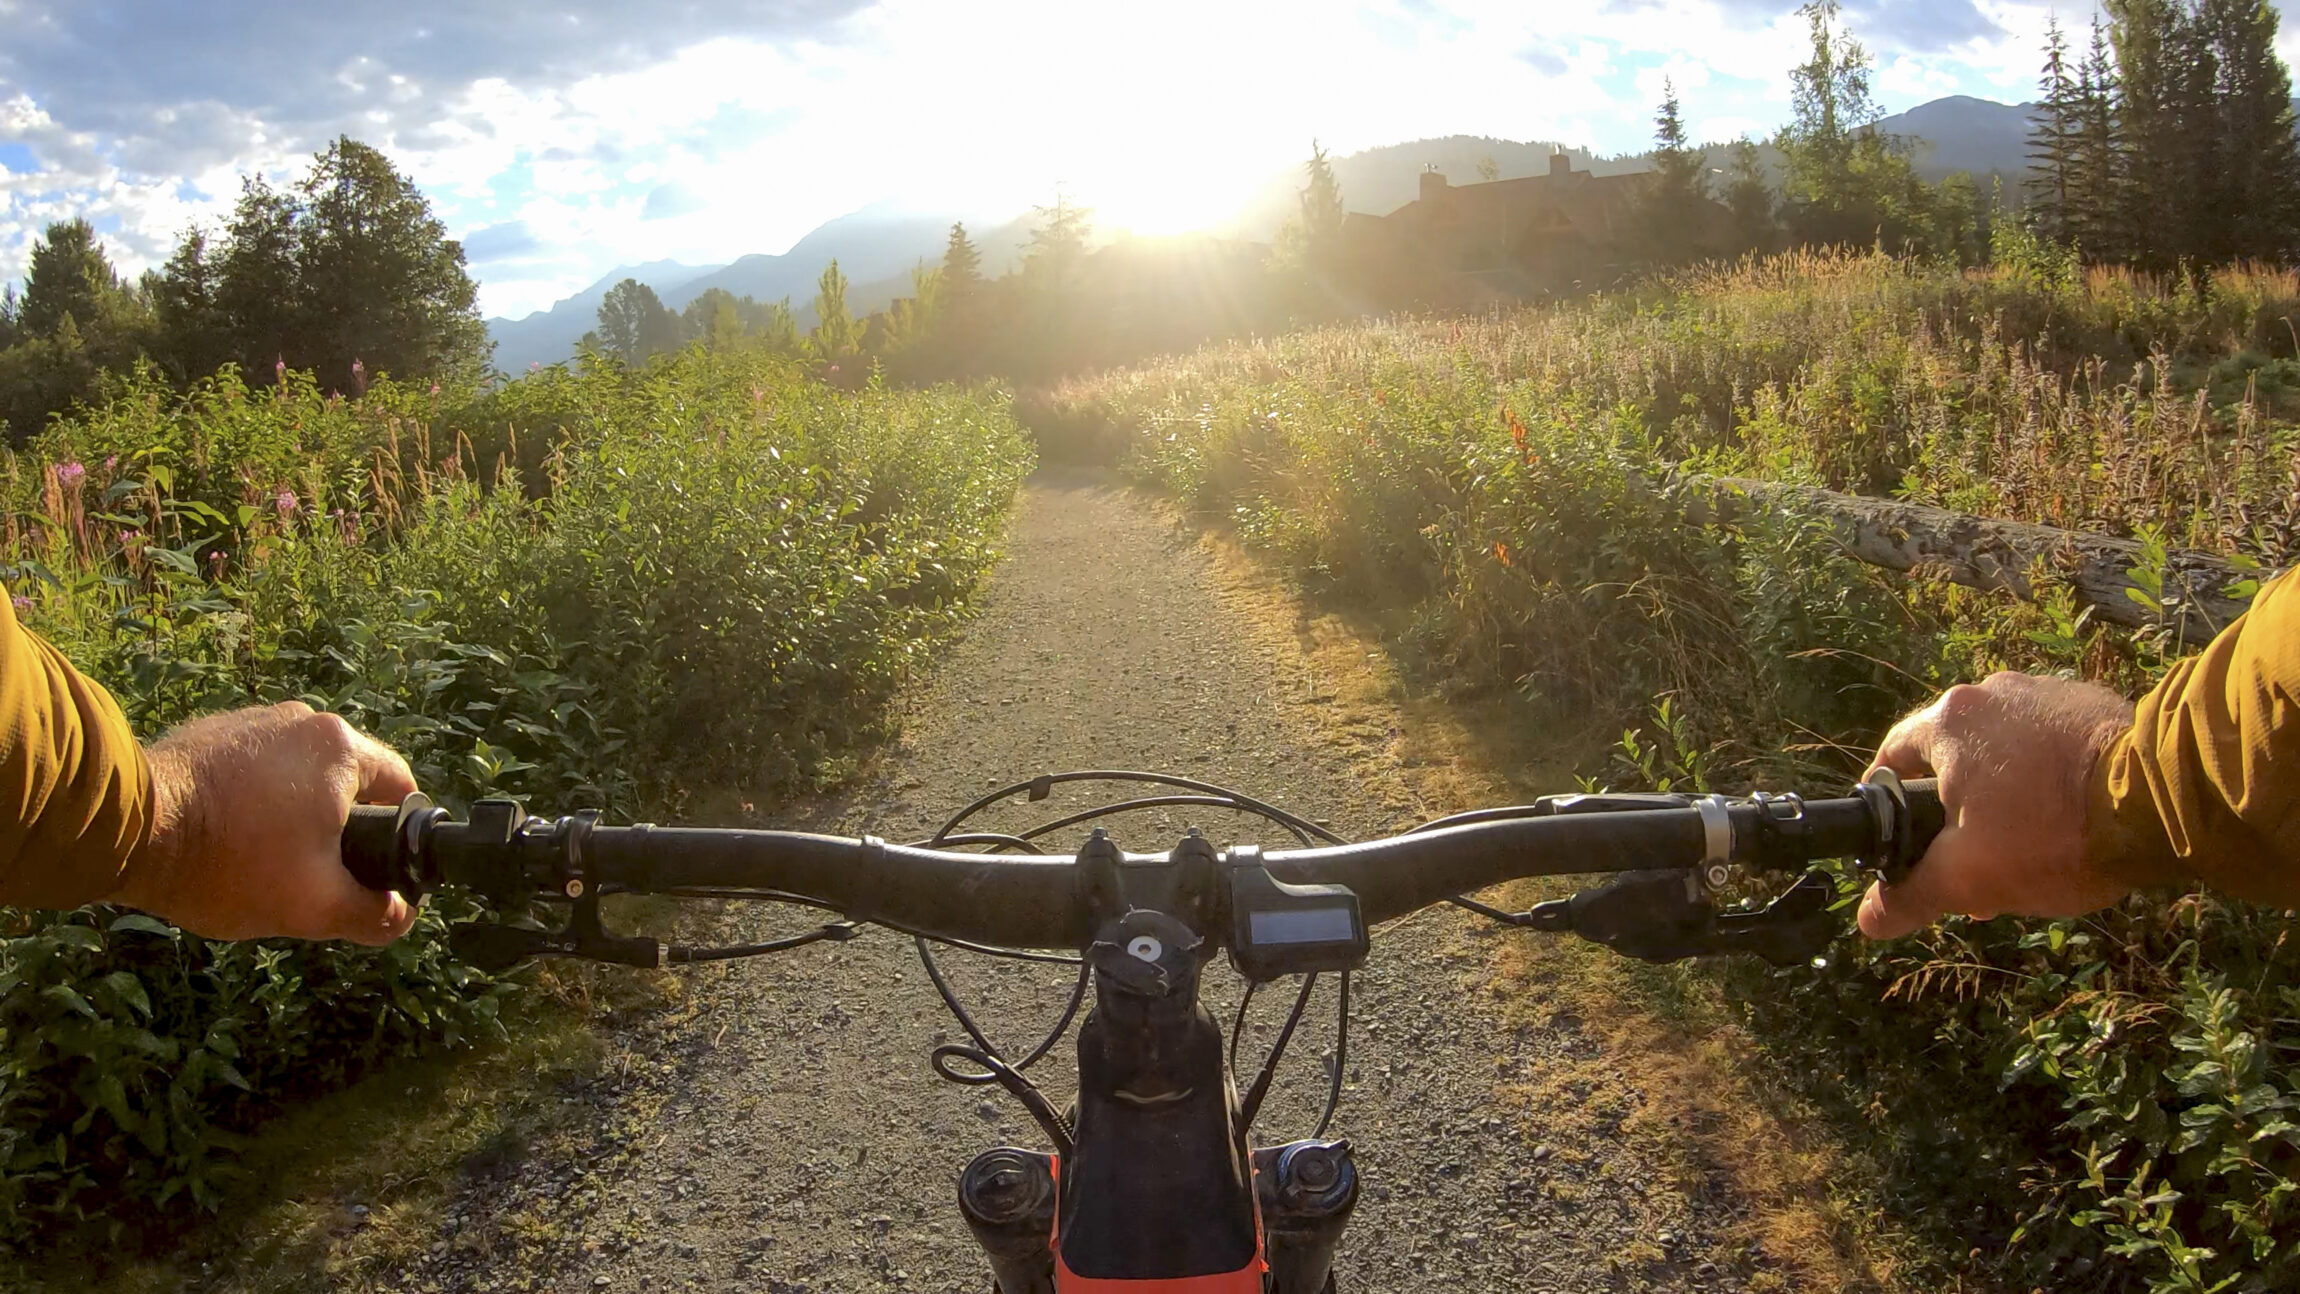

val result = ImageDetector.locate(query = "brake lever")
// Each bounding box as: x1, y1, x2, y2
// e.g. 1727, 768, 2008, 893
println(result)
1516, 870, 1841, 967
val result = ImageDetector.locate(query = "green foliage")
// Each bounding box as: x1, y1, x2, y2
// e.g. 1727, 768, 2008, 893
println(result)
158, 139, 489, 393
1050, 248, 2300, 1293
0, 347, 1031, 1244
1626, 81, 1716, 268
584, 278, 684, 365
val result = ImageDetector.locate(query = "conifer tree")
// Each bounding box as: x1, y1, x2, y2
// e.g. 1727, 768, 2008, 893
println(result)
148, 229, 230, 380
940, 223, 983, 305
2199, 0, 2300, 260
19, 219, 117, 338
1724, 139, 1779, 253
809, 259, 859, 365
1632, 80, 1713, 265
2067, 21, 2129, 260
2107, 0, 2199, 268
2027, 18, 2081, 243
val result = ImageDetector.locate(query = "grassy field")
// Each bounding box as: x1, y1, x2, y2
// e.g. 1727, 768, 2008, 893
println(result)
0, 346, 1033, 1272
1041, 250, 2300, 1294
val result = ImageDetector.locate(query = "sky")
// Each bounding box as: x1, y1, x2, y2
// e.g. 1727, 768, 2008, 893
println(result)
3, 0, 2286, 320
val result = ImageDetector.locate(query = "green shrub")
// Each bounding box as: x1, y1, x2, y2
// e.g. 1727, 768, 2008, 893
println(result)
1051, 252, 2300, 1292
0, 346, 1032, 1244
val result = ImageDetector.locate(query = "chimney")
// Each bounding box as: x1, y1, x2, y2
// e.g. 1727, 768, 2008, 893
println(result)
1549, 150, 1572, 178
1419, 166, 1449, 202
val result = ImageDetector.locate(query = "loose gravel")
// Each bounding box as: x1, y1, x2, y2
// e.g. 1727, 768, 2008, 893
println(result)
375, 471, 1756, 1293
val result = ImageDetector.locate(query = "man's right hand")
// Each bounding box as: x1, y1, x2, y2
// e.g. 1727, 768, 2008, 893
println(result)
1859, 671, 2139, 939
108, 702, 421, 945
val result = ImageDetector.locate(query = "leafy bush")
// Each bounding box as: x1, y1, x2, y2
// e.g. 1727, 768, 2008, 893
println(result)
0, 348, 1032, 1243
1047, 251, 2299, 1292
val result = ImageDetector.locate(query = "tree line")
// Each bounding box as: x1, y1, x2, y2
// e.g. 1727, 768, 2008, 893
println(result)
0, 138, 488, 440
580, 189, 1275, 388
2026, 0, 2300, 270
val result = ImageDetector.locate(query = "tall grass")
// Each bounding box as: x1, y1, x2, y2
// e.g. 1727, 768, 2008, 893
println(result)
0, 349, 1033, 1244
1042, 250, 2299, 1293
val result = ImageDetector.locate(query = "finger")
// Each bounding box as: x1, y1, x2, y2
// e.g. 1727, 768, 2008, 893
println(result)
346, 729, 419, 805
1855, 825, 1997, 939
1868, 706, 1942, 781
305, 849, 418, 943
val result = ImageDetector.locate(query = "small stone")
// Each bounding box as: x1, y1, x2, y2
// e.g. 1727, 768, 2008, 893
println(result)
593, 1277, 611, 1289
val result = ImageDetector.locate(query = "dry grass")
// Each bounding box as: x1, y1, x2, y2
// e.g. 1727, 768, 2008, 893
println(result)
1180, 491, 1966, 1294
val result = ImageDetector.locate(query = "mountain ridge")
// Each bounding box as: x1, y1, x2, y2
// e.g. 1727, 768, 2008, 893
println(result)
488, 94, 2047, 371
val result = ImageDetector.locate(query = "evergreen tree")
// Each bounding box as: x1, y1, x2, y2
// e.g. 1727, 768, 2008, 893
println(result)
1630, 80, 1714, 265
2199, 0, 2300, 260
809, 259, 859, 365
1022, 192, 1092, 289
760, 299, 802, 355
940, 223, 983, 303
19, 219, 117, 338
2068, 21, 2129, 259
0, 285, 18, 352
1275, 141, 1350, 315
2027, 18, 2081, 243
1724, 139, 1779, 253
2107, 0, 2200, 268
147, 229, 229, 380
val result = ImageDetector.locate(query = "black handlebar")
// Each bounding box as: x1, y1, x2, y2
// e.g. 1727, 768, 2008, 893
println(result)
342, 777, 1943, 953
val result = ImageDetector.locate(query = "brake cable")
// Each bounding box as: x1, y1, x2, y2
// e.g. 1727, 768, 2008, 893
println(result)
915, 770, 1355, 1150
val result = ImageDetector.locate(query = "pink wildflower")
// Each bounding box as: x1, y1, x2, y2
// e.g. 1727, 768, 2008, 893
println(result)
103, 455, 117, 470
275, 490, 298, 515
275, 357, 287, 386
10, 596, 29, 612
54, 461, 84, 486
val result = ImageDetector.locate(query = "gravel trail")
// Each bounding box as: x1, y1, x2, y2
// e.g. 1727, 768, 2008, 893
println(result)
390, 470, 1749, 1293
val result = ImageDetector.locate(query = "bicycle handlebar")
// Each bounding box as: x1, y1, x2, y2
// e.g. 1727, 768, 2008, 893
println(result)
343, 777, 1942, 952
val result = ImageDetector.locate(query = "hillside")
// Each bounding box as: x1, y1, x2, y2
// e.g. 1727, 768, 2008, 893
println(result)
487, 94, 2049, 372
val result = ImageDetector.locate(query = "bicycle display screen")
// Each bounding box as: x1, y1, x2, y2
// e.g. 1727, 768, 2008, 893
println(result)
1229, 863, 1369, 980
1249, 906, 1358, 945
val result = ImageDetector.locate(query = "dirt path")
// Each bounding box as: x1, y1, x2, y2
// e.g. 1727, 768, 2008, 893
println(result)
384, 471, 1752, 1293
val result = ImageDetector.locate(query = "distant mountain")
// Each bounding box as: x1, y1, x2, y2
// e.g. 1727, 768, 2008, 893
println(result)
485, 205, 1038, 371
1227, 100, 2042, 237
489, 259, 723, 373
1877, 95, 2038, 181
489, 95, 2083, 370
664, 204, 969, 312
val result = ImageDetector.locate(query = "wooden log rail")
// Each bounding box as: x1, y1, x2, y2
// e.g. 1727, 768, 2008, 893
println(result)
1675, 474, 2257, 647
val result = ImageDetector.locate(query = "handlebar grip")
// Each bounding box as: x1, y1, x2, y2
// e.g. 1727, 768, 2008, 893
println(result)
1902, 777, 1944, 847
1885, 777, 1946, 884
343, 804, 406, 892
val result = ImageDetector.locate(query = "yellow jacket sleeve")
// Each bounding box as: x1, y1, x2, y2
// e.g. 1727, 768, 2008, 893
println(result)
2088, 568, 2300, 905
0, 593, 154, 909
